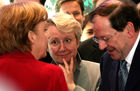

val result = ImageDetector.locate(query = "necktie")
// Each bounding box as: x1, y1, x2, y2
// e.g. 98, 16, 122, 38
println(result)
118, 60, 128, 91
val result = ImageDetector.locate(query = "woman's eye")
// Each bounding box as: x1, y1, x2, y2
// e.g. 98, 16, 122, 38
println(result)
87, 29, 94, 35
49, 40, 58, 45
65, 39, 71, 43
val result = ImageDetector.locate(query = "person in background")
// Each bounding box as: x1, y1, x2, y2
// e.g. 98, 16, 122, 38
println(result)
80, 13, 94, 42
78, 11, 105, 63
55, 0, 85, 26
47, 12, 100, 91
14, 0, 46, 7
0, 2, 68, 91
55, 0, 104, 63
93, 0, 106, 8
14, 0, 40, 3
90, 0, 140, 91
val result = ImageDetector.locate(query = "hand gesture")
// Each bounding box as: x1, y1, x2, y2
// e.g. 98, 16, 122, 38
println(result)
59, 57, 76, 91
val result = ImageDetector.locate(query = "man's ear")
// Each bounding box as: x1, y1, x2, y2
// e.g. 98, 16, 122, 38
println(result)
126, 22, 135, 38
28, 31, 37, 43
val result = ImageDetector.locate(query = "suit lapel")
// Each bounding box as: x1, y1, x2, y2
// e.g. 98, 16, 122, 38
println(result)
109, 60, 120, 91
125, 41, 140, 91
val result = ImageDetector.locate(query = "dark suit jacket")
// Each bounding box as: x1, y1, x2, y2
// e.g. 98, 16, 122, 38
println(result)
78, 38, 105, 63
99, 40, 140, 91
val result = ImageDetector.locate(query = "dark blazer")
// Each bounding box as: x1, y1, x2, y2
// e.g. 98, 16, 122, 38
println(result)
99, 40, 140, 91
78, 38, 105, 63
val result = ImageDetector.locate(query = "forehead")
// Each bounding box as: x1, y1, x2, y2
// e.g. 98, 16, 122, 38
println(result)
93, 15, 116, 35
47, 25, 75, 38
60, 1, 81, 12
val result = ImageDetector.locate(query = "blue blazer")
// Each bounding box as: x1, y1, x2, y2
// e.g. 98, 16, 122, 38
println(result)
99, 40, 140, 91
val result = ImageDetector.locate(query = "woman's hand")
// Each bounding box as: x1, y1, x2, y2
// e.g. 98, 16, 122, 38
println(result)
59, 57, 76, 91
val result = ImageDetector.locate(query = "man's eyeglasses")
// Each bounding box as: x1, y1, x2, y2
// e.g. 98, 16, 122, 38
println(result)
93, 32, 117, 43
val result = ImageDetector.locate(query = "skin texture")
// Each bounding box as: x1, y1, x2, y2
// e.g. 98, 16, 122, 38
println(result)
60, 1, 85, 26
29, 21, 48, 59
93, 15, 137, 60
47, 25, 79, 64
47, 25, 79, 91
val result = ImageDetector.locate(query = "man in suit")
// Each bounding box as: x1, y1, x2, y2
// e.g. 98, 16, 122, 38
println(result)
90, 0, 140, 91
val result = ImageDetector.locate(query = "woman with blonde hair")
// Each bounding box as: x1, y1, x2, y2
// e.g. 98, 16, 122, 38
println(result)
0, 2, 68, 91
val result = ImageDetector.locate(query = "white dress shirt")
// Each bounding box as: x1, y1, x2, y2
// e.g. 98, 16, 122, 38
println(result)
125, 32, 140, 72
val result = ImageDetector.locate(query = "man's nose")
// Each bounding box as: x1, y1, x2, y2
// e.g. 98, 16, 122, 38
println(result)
98, 40, 107, 50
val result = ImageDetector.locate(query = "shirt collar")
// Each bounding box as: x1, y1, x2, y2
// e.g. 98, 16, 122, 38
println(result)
125, 31, 140, 66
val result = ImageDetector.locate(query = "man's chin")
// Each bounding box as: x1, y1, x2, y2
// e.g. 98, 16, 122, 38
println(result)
111, 55, 120, 60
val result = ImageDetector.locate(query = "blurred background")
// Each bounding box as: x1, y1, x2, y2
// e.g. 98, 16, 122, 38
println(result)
8, 0, 95, 18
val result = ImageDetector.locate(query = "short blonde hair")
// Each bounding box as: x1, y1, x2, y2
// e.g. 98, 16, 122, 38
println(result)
0, 2, 48, 55
47, 12, 82, 42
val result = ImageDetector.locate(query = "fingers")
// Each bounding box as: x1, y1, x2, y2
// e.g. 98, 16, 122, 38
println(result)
63, 58, 69, 72
59, 64, 67, 76
70, 57, 74, 72
63, 57, 74, 72
59, 64, 65, 71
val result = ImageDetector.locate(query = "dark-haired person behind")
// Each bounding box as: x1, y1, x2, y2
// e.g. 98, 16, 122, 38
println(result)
90, 0, 140, 91
79, 11, 105, 63
0, 2, 68, 91
55, 0, 85, 26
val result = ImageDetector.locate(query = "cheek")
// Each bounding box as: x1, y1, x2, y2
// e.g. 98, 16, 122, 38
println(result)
68, 44, 78, 55
75, 15, 82, 23
75, 16, 81, 20
48, 46, 58, 55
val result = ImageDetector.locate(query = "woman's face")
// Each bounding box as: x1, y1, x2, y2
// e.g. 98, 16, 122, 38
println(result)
47, 25, 79, 65
30, 21, 48, 59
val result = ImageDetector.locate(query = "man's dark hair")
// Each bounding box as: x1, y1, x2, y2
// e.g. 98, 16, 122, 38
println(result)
55, 0, 84, 14
90, 0, 140, 32
82, 10, 95, 29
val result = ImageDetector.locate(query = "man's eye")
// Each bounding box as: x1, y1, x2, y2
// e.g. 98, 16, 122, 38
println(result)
103, 37, 110, 41
73, 12, 80, 16
66, 12, 70, 15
